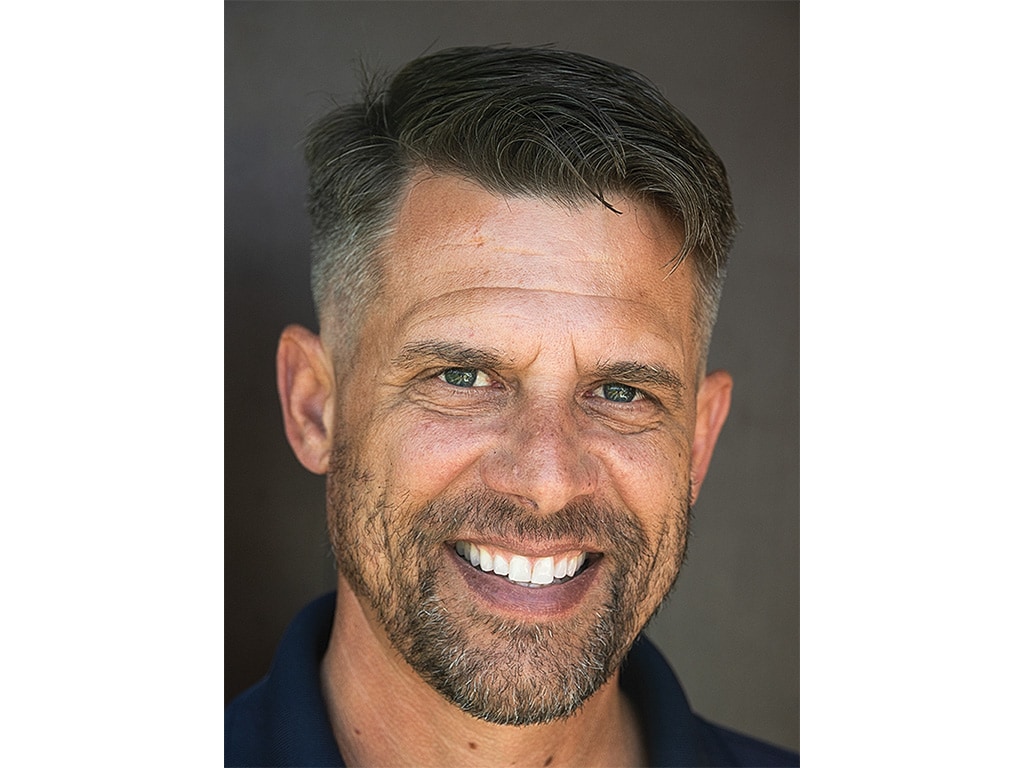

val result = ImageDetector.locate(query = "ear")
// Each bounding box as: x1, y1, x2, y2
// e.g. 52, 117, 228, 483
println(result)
689, 369, 733, 505
276, 324, 335, 475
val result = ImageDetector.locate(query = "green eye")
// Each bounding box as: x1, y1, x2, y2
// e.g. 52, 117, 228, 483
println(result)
442, 368, 483, 387
602, 383, 639, 403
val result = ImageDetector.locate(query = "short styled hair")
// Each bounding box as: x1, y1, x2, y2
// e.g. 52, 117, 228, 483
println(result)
304, 45, 737, 354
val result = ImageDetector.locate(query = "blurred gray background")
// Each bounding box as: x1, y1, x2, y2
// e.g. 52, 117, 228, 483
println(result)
225, 0, 798, 752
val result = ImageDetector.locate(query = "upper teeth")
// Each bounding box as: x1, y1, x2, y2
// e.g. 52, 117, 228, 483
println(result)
454, 541, 587, 587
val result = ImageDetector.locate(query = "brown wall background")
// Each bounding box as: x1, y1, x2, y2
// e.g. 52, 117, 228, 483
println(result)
225, 0, 799, 752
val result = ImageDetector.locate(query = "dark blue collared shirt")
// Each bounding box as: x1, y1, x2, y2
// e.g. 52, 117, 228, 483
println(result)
226, 593, 798, 767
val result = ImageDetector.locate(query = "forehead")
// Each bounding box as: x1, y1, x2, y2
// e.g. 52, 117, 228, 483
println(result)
378, 172, 694, 318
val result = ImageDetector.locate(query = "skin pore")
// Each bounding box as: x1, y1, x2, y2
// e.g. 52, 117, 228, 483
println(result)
277, 172, 732, 766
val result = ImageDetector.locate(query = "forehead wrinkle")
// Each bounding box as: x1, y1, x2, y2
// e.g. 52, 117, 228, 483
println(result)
400, 285, 679, 326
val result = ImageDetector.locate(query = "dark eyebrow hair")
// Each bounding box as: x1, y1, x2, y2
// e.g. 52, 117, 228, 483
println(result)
594, 361, 685, 393
393, 340, 507, 371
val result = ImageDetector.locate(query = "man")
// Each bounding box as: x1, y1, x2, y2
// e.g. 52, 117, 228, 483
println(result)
225, 45, 797, 767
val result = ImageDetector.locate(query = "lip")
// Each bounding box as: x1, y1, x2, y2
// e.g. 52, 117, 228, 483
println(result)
445, 544, 602, 619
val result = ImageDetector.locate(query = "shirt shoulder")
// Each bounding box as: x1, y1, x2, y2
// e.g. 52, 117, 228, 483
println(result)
693, 715, 799, 767
224, 593, 344, 767
621, 635, 798, 767
224, 679, 272, 766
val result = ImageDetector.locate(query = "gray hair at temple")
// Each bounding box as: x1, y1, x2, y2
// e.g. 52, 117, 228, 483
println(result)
304, 45, 737, 360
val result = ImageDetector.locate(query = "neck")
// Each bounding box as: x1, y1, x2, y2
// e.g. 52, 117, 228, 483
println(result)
320, 580, 645, 768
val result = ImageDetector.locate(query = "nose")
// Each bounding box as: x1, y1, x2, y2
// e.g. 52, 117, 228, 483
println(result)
480, 398, 599, 514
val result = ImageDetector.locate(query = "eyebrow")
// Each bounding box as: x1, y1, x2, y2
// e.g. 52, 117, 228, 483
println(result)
393, 340, 508, 371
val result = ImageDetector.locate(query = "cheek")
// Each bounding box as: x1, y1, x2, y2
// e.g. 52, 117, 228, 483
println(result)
596, 432, 691, 522
382, 412, 495, 504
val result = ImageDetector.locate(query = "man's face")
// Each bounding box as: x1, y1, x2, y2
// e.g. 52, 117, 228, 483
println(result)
321, 173, 727, 725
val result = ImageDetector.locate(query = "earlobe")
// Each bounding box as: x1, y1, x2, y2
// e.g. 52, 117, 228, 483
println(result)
276, 324, 335, 475
689, 369, 733, 505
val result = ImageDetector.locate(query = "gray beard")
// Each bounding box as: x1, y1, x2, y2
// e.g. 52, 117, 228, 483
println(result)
326, 443, 690, 725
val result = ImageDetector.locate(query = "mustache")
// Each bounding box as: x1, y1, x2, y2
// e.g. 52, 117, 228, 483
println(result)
406, 490, 649, 558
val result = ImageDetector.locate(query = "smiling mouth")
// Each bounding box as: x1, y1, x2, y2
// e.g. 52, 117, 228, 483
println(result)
453, 541, 592, 588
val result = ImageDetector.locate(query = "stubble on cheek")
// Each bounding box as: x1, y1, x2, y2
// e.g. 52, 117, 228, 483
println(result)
325, 443, 406, 615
